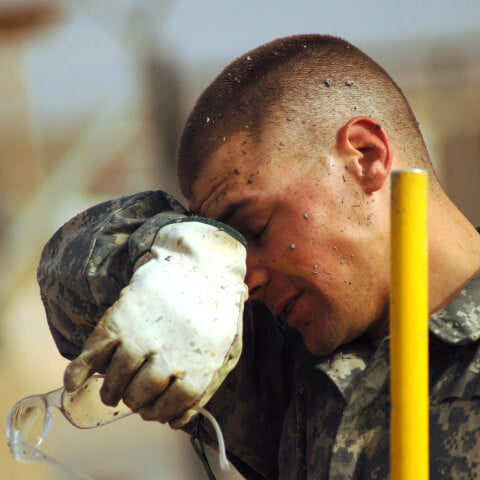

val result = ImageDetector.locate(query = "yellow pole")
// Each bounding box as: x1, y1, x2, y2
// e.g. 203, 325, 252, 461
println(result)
390, 169, 429, 480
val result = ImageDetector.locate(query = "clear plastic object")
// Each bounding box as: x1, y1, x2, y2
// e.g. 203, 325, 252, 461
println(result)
6, 375, 229, 478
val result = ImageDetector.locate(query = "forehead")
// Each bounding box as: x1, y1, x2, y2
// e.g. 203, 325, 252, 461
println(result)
189, 130, 325, 223
189, 132, 265, 215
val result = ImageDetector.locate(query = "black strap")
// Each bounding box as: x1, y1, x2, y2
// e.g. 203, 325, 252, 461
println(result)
190, 416, 217, 480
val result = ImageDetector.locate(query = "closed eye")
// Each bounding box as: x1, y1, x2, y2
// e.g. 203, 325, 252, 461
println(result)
252, 219, 270, 240
223, 202, 273, 243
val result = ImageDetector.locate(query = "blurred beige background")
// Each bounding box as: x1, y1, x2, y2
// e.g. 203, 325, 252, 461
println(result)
1, 1, 479, 479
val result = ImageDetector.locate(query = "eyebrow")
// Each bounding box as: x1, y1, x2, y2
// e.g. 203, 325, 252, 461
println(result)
216, 199, 254, 224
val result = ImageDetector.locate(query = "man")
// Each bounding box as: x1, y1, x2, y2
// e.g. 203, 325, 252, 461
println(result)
38, 35, 480, 479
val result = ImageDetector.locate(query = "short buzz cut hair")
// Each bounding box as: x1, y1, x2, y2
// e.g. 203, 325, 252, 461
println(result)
177, 34, 432, 199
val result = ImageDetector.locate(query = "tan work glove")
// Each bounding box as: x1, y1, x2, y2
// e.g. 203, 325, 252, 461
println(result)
64, 219, 248, 427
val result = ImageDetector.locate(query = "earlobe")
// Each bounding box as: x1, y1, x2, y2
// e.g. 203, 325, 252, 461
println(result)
337, 116, 393, 194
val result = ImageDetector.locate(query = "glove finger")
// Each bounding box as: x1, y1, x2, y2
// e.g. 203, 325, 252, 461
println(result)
64, 337, 119, 392
122, 354, 174, 411
138, 381, 197, 424
100, 344, 147, 406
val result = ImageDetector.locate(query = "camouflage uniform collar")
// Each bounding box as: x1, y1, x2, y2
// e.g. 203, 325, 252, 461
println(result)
430, 272, 480, 345
314, 341, 377, 404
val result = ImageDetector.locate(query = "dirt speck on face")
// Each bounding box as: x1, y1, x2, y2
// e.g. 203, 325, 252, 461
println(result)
345, 80, 354, 86
289, 243, 296, 250
287, 117, 293, 121
234, 168, 240, 175
324, 78, 332, 87
303, 213, 309, 219
333, 246, 338, 250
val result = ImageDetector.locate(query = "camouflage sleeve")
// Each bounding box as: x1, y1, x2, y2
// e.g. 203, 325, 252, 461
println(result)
38, 190, 293, 478
37, 190, 189, 360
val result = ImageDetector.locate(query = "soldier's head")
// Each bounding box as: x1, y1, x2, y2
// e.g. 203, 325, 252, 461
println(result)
178, 34, 437, 201
177, 34, 435, 355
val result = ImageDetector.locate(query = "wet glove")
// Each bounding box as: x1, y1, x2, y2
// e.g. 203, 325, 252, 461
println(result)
63, 218, 248, 427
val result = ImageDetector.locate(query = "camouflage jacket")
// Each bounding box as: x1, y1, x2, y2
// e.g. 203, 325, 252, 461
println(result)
38, 190, 480, 480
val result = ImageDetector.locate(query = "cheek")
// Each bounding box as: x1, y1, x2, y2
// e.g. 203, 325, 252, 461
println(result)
260, 206, 343, 274
268, 233, 331, 278
282, 229, 353, 285
268, 219, 310, 261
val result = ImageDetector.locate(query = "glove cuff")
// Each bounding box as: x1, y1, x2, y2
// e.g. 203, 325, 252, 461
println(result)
162, 216, 247, 248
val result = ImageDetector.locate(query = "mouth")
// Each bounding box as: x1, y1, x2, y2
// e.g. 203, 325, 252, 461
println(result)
282, 292, 303, 318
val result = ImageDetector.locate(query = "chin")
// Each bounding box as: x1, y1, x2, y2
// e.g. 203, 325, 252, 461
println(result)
302, 334, 341, 357
292, 310, 342, 357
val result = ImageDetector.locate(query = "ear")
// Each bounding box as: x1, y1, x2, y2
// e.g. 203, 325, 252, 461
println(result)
337, 116, 393, 194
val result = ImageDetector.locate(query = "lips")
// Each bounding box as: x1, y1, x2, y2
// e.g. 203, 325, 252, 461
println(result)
281, 291, 303, 318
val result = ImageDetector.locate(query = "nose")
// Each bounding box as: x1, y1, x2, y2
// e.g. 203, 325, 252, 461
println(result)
245, 254, 270, 299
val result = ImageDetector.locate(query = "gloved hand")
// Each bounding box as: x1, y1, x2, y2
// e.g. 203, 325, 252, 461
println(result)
63, 218, 248, 427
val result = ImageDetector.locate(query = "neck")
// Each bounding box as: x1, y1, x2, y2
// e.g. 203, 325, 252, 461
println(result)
428, 194, 480, 313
